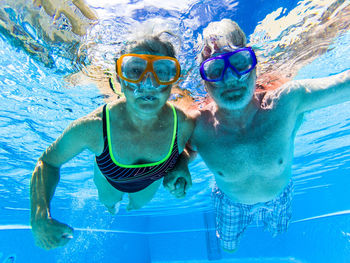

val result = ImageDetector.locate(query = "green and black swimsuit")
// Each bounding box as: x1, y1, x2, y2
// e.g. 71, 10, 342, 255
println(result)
95, 104, 180, 193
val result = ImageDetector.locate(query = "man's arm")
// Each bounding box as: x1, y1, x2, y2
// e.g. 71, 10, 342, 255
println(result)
30, 115, 101, 249
284, 70, 350, 115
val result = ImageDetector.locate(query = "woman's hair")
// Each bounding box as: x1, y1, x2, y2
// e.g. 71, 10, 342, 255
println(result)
121, 24, 181, 58
125, 35, 176, 58
115, 35, 177, 76
115, 31, 178, 75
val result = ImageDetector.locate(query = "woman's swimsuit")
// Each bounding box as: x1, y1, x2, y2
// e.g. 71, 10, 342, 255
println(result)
95, 104, 180, 193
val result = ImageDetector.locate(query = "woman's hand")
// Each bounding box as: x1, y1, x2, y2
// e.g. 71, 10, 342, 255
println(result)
31, 217, 74, 250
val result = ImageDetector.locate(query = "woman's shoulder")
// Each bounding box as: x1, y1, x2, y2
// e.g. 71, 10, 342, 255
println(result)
69, 104, 109, 154
78, 105, 104, 127
63, 107, 104, 146
83, 100, 125, 125
103, 99, 125, 115
71, 101, 122, 136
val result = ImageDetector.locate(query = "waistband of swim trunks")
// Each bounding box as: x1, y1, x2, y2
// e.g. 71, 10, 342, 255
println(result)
212, 179, 294, 206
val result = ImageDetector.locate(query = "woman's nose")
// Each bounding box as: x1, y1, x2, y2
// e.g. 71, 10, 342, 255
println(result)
141, 72, 158, 88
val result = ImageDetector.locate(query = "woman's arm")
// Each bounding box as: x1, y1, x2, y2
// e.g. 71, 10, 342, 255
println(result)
30, 114, 102, 249
164, 107, 196, 198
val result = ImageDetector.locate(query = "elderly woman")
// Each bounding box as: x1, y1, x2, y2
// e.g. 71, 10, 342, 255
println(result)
30, 34, 194, 250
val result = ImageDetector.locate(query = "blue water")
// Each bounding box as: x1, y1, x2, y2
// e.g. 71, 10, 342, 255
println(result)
0, 0, 350, 262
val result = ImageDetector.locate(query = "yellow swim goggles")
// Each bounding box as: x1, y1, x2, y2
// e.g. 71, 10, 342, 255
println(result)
116, 54, 181, 85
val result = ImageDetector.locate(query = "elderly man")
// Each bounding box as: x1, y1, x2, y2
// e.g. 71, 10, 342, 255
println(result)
164, 19, 350, 252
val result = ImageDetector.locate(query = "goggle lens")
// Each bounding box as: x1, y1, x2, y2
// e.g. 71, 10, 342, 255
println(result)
203, 59, 225, 81
153, 59, 178, 82
121, 56, 147, 82
121, 56, 147, 81
228, 50, 255, 72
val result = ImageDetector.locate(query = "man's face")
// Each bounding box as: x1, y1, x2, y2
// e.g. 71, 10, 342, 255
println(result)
202, 48, 257, 110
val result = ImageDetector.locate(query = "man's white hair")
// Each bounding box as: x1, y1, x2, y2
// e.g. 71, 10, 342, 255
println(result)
200, 19, 247, 61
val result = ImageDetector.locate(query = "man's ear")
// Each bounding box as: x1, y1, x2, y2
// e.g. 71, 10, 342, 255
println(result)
204, 82, 211, 92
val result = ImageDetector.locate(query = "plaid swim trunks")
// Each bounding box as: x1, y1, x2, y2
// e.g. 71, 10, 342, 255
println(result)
212, 181, 294, 251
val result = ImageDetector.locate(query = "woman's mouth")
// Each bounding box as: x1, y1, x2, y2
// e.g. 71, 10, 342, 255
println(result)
139, 95, 157, 101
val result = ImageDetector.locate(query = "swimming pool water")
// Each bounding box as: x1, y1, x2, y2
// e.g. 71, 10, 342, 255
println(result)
0, 0, 349, 262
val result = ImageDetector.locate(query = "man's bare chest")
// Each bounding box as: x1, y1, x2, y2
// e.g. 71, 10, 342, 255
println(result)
193, 114, 294, 177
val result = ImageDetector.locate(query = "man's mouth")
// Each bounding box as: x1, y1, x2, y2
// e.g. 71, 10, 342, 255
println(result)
222, 86, 245, 95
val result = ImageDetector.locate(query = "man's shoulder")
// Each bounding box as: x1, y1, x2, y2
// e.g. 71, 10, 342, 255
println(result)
192, 107, 216, 137
172, 104, 195, 135
257, 81, 299, 110
195, 99, 216, 119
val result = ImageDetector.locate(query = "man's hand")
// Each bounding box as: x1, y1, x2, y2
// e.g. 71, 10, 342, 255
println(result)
31, 217, 74, 250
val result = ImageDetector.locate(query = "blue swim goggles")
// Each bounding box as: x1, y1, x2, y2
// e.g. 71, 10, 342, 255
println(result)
200, 47, 257, 82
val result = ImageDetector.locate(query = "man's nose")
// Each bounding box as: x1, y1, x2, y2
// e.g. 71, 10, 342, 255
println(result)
224, 67, 241, 81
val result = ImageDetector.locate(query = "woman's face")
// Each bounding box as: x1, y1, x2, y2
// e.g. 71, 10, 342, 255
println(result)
121, 76, 172, 116
118, 47, 175, 116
